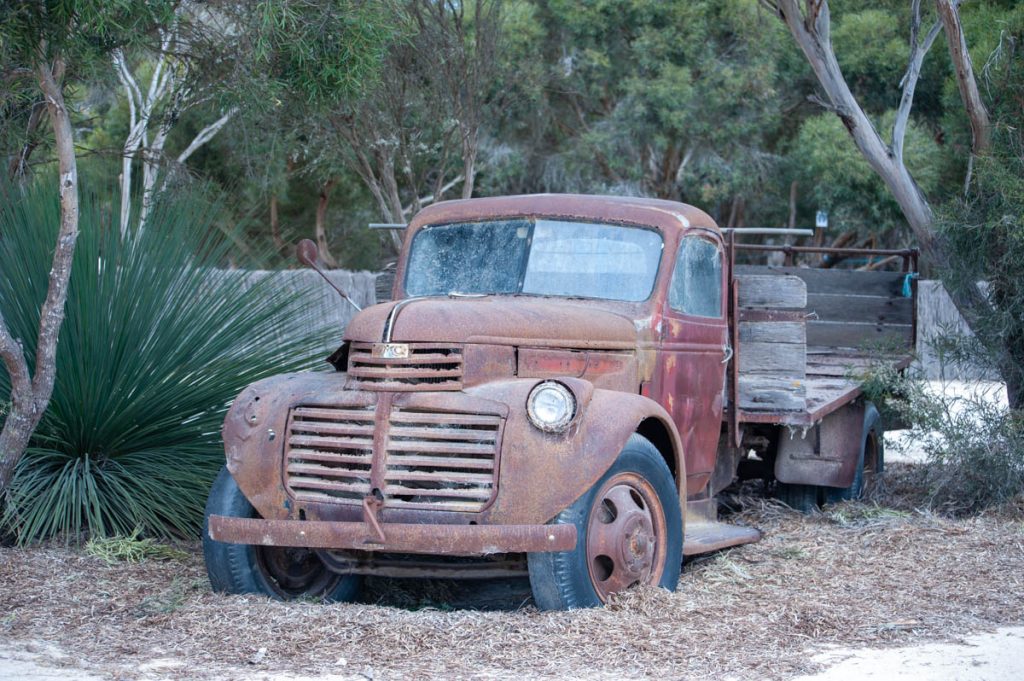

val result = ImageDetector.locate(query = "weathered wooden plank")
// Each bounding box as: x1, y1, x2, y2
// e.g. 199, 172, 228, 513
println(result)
737, 376, 807, 411
738, 321, 805, 344
738, 341, 805, 376
736, 265, 907, 297
804, 377, 860, 414
806, 321, 913, 349
806, 293, 913, 325
736, 274, 807, 309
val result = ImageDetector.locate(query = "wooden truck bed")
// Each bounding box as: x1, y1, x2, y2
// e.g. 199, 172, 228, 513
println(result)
728, 264, 917, 428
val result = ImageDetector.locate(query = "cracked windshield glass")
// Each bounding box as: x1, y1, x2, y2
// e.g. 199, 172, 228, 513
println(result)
405, 219, 663, 301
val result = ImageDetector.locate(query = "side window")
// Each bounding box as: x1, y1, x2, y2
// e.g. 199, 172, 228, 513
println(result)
669, 236, 722, 317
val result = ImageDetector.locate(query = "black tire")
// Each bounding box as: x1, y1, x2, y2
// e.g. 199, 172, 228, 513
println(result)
826, 402, 884, 503
527, 434, 683, 611
775, 482, 822, 512
202, 467, 361, 602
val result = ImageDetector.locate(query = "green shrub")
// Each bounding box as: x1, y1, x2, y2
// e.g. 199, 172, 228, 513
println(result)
863, 365, 1024, 515
0, 180, 333, 543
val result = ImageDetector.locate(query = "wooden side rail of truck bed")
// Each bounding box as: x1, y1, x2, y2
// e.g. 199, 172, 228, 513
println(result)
723, 242, 918, 443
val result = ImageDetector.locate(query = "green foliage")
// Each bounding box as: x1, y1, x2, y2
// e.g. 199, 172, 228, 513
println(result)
934, 6, 1024, 405
0, 178, 334, 543
247, 0, 401, 110
866, 367, 1023, 515
533, 0, 786, 205
791, 110, 942, 236
832, 6, 947, 121
0, 1, 174, 71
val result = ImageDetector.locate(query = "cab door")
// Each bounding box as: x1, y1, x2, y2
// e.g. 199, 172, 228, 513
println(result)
653, 232, 728, 497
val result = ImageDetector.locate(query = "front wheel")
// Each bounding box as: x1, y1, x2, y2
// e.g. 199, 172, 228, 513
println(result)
528, 434, 683, 610
202, 467, 361, 602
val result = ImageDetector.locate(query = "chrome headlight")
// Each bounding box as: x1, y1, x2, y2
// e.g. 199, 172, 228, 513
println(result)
526, 381, 576, 432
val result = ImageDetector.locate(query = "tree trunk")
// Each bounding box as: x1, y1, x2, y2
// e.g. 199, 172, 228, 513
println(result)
784, 180, 798, 265
270, 194, 284, 253
460, 135, 476, 200
1005, 367, 1022, 411
7, 102, 45, 181
935, 0, 990, 157
771, 0, 940, 262
0, 57, 81, 494
315, 178, 339, 268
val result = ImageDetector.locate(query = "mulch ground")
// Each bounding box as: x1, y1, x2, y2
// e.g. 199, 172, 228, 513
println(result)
1, 463, 1022, 680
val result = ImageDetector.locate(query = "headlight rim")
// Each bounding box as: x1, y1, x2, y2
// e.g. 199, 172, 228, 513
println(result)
526, 380, 577, 433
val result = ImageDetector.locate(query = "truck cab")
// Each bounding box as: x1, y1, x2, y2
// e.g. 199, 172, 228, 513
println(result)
205, 194, 916, 609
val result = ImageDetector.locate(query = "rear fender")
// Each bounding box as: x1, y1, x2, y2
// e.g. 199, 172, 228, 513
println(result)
465, 378, 686, 525
775, 401, 864, 487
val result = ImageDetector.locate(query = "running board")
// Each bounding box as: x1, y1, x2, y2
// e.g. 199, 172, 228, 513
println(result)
682, 497, 761, 556
683, 521, 761, 556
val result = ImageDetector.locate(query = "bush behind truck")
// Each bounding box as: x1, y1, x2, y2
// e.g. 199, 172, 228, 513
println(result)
203, 194, 916, 609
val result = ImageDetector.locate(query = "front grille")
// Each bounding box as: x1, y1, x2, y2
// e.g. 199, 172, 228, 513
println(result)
383, 409, 501, 512
284, 404, 501, 512
347, 342, 463, 391
285, 406, 375, 503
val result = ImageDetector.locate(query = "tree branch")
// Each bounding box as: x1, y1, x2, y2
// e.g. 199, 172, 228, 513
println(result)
175, 106, 238, 165
893, 1, 943, 160
935, 0, 990, 156
772, 0, 938, 258
402, 174, 464, 216
2, 54, 82, 494
7, 100, 46, 180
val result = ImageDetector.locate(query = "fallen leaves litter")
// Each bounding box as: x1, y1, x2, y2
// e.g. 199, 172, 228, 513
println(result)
1, 464, 1022, 680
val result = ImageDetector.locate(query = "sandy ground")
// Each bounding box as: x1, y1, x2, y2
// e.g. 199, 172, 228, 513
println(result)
2, 493, 1022, 680
4, 626, 1024, 680
795, 627, 1024, 681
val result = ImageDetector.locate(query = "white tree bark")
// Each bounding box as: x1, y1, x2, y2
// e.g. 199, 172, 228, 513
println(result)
113, 37, 175, 235
766, 0, 942, 260
112, 4, 238, 233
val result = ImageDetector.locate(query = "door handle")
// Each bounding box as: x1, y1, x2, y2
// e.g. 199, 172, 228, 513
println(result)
722, 344, 733, 364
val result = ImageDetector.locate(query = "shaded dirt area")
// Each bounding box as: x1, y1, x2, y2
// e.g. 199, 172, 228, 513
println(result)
1, 464, 1022, 680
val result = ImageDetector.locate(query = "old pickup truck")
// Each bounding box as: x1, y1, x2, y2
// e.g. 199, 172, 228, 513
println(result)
204, 194, 917, 609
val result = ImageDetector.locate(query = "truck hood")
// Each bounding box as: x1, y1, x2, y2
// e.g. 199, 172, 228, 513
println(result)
344, 296, 639, 349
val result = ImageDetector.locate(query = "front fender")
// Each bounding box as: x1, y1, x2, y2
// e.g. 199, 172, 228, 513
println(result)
223, 371, 358, 521
466, 378, 685, 525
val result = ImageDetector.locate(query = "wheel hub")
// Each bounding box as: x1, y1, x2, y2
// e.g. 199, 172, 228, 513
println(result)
586, 475, 666, 601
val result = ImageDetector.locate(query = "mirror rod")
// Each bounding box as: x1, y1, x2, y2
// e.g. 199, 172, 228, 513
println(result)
296, 239, 362, 312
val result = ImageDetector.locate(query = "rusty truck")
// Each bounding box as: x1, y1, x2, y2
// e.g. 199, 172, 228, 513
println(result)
204, 194, 917, 609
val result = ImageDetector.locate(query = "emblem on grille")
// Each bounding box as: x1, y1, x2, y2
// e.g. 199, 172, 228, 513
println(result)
374, 343, 410, 359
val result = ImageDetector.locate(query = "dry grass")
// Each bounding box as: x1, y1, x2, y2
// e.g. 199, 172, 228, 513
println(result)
1, 463, 1022, 680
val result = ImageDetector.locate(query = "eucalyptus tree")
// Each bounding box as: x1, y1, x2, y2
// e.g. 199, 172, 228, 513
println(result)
324, 0, 507, 240
515, 0, 786, 225
220, 0, 400, 265
761, 0, 1024, 407
111, 1, 242, 233
0, 1, 175, 496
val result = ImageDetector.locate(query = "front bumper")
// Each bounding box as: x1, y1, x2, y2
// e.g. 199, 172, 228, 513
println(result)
208, 515, 577, 556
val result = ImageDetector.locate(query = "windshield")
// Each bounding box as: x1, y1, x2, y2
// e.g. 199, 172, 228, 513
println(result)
404, 219, 663, 302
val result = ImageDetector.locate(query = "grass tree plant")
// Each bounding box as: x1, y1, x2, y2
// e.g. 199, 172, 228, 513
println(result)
0, 180, 333, 543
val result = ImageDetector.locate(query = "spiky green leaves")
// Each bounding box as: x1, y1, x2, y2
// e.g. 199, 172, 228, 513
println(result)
0, 180, 335, 543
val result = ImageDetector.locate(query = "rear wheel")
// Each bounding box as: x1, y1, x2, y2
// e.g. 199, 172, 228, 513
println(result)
202, 467, 361, 601
775, 403, 885, 511
826, 403, 884, 503
528, 434, 682, 610
774, 482, 822, 512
